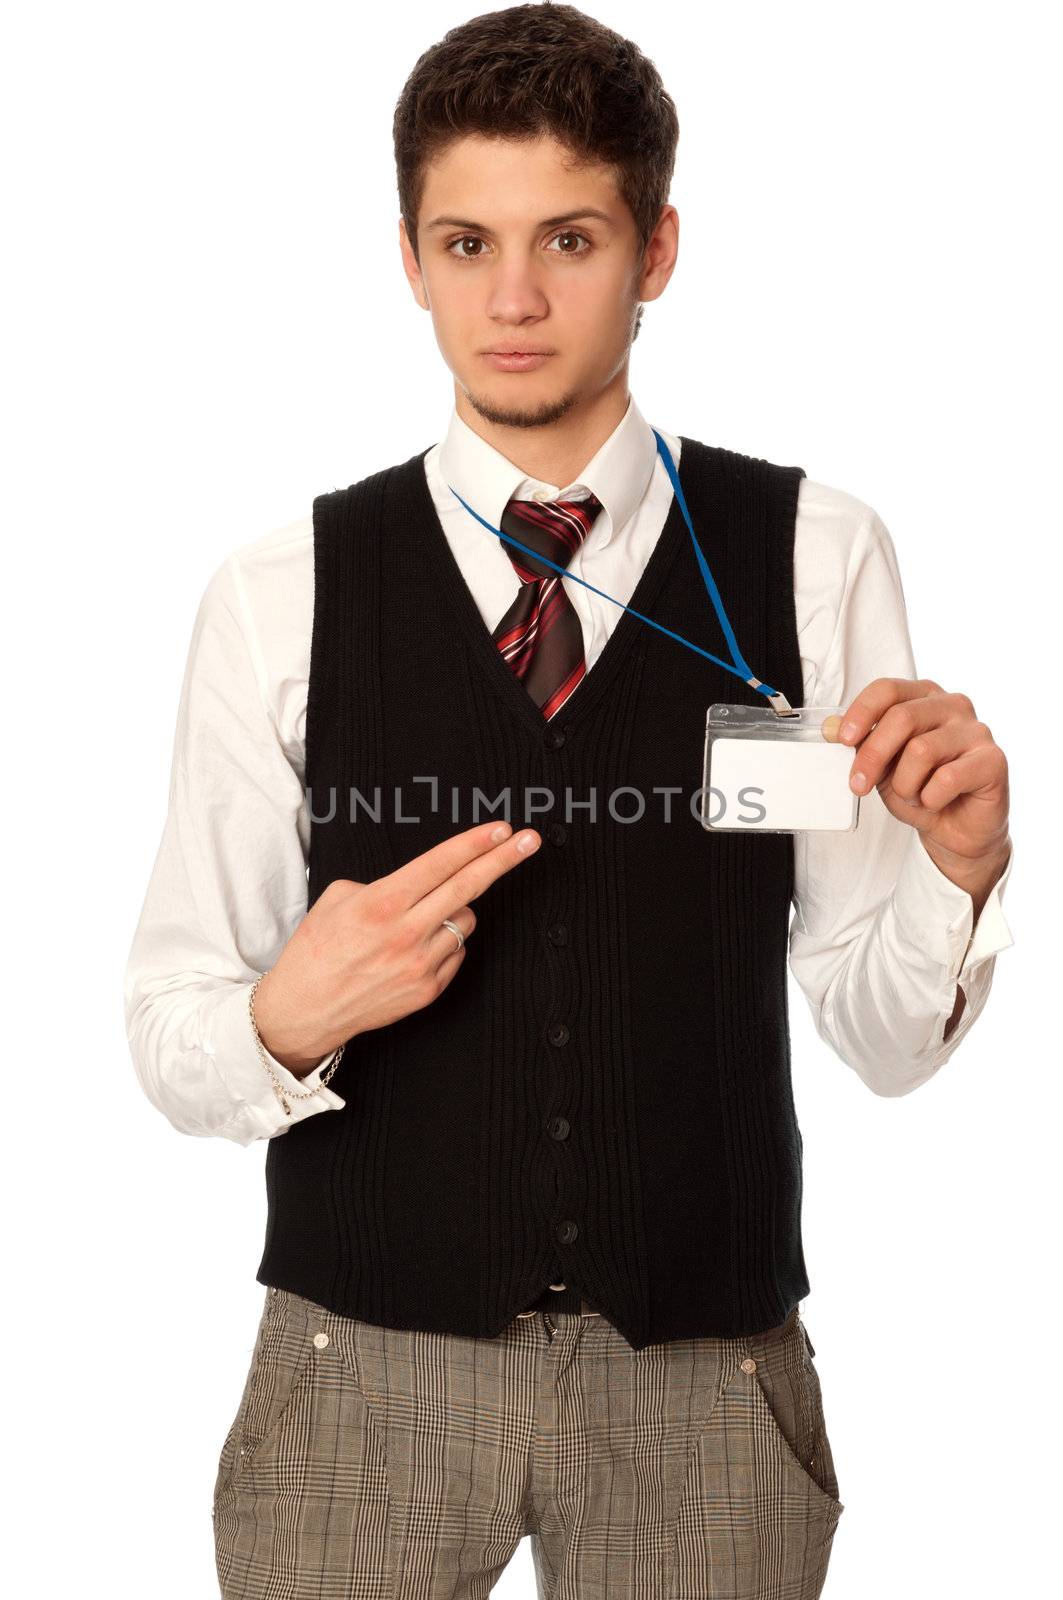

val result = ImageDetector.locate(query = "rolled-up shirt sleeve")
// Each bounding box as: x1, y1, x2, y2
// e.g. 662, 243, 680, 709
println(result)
789, 506, 1014, 1096
123, 554, 346, 1144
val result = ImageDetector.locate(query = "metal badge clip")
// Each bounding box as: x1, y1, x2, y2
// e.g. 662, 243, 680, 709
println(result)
746, 678, 799, 719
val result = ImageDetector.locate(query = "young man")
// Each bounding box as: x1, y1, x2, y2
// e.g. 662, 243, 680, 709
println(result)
124, 5, 1013, 1595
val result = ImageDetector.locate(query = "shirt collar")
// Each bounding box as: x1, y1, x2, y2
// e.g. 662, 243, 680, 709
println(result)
437, 392, 661, 551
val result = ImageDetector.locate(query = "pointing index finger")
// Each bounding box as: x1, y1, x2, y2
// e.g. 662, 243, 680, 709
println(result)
412, 826, 543, 930
383, 820, 536, 911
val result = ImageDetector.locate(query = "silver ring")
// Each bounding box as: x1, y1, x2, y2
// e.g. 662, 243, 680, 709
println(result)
441, 917, 465, 951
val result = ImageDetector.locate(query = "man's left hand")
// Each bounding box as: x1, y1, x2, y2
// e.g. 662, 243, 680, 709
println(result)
823, 678, 1011, 903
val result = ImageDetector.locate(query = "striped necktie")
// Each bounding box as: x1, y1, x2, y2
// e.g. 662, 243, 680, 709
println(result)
491, 491, 605, 720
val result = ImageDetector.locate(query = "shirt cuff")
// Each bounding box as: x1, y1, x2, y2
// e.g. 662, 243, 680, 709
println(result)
891, 831, 1015, 983
205, 981, 347, 1143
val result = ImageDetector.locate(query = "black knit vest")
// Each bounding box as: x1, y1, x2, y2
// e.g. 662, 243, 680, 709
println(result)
255, 434, 809, 1350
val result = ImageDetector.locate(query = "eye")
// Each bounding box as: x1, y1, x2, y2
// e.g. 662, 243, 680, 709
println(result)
446, 235, 488, 261
546, 230, 592, 257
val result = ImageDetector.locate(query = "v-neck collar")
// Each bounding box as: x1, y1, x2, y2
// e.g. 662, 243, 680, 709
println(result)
410, 438, 697, 741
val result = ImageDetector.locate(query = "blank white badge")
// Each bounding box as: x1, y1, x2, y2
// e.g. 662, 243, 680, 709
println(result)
701, 704, 861, 833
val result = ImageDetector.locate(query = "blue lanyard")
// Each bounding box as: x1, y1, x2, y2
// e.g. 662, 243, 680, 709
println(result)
448, 427, 794, 716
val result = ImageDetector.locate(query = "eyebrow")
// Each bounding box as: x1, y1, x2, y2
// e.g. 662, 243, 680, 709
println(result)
424, 208, 616, 233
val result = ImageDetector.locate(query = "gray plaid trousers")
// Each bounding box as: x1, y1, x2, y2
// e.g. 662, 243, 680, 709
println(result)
212, 1286, 845, 1598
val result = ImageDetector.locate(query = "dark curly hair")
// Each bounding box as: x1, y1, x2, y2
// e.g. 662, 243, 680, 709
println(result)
393, 3, 679, 269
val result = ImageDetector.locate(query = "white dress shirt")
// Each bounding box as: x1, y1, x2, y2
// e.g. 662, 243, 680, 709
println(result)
123, 394, 1014, 1145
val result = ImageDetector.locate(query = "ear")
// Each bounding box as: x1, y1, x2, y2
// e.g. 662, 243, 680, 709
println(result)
398, 218, 431, 310
637, 204, 679, 305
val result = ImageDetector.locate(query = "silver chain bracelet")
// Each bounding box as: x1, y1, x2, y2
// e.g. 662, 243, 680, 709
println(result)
248, 973, 346, 1118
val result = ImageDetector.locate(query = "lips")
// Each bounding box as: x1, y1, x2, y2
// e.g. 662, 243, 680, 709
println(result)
482, 351, 552, 372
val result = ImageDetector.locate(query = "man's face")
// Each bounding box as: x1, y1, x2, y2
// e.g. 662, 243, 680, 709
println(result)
400, 132, 655, 429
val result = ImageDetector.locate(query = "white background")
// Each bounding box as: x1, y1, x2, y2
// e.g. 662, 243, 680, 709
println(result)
4, 1, 1058, 1593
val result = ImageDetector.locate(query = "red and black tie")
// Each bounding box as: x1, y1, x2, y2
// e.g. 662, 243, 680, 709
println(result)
491, 492, 605, 720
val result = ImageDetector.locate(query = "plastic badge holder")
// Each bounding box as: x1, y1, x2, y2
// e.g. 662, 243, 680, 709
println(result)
701, 703, 861, 834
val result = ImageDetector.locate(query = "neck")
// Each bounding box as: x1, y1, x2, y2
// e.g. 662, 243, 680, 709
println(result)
454, 366, 631, 488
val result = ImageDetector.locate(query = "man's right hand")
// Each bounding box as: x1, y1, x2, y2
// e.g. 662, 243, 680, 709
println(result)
251, 820, 542, 1075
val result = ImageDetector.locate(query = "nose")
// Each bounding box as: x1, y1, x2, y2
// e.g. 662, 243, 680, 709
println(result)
485, 253, 550, 325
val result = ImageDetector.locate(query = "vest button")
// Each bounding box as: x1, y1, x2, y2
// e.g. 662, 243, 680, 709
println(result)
556, 1220, 579, 1245
547, 922, 568, 946
548, 1116, 570, 1140
546, 1021, 570, 1047
545, 727, 566, 749
546, 822, 567, 845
